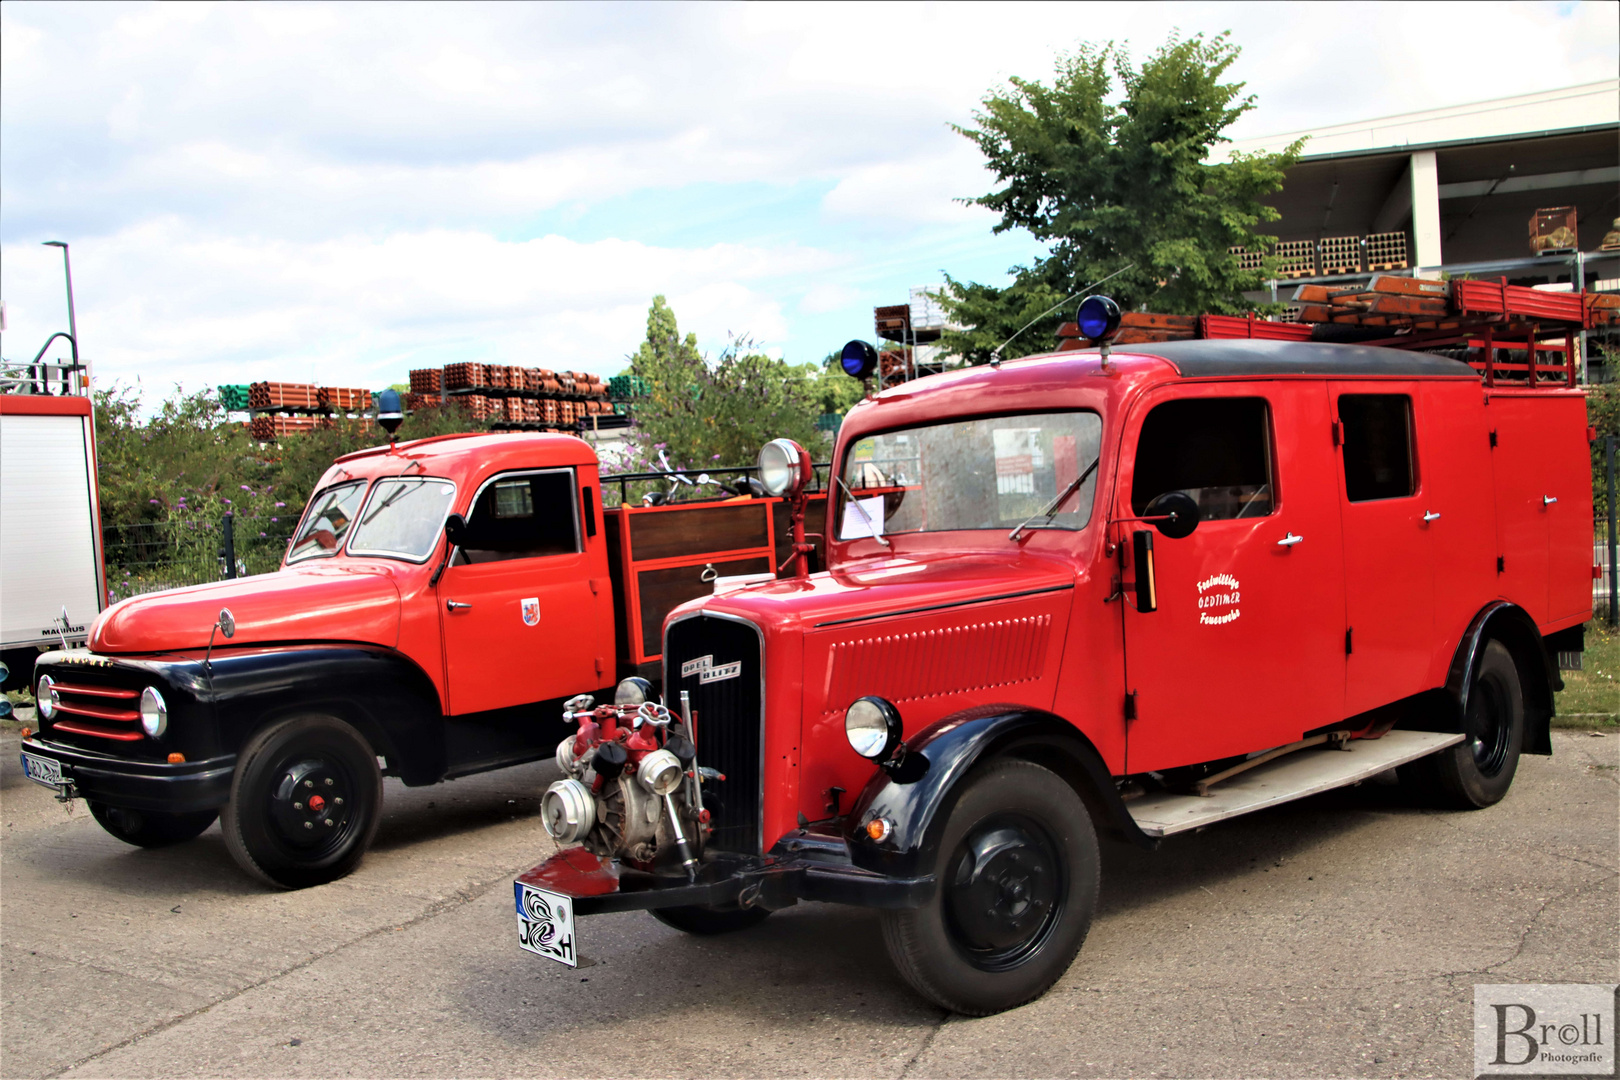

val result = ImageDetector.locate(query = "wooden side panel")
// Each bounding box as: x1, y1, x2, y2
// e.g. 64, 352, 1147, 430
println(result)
637, 557, 772, 656
629, 503, 769, 561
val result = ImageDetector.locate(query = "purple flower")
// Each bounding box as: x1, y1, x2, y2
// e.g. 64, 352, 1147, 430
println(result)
712, 454, 721, 460
222, 498, 232, 505
274, 502, 285, 508
149, 498, 160, 505
270, 517, 278, 522
240, 485, 252, 492
259, 532, 267, 538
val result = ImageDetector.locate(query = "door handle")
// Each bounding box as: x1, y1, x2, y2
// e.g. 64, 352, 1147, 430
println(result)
1423, 511, 1441, 522
1543, 495, 1558, 506
1276, 533, 1303, 547
445, 600, 472, 612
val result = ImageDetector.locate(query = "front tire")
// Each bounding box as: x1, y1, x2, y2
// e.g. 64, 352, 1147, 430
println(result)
88, 802, 217, 848
880, 759, 1099, 1016
222, 714, 382, 889
1409, 639, 1525, 809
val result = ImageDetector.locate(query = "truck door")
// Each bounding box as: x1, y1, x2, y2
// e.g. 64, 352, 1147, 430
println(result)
438, 469, 604, 716
1332, 386, 1436, 715
1120, 382, 1346, 773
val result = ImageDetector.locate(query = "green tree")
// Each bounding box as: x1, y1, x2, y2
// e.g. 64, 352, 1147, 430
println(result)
939, 31, 1302, 364
627, 296, 826, 471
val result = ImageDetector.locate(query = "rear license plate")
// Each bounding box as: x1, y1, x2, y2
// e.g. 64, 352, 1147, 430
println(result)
20, 751, 65, 791
515, 882, 578, 967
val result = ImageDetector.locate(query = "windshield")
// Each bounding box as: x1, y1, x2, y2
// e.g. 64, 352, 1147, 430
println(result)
348, 477, 458, 561
839, 411, 1103, 539
287, 481, 367, 562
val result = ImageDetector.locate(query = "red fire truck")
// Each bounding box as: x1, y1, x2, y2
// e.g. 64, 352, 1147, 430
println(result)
511, 314, 1593, 1015
19, 429, 828, 888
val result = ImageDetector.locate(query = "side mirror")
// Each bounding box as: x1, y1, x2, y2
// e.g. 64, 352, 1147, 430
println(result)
444, 513, 468, 547
216, 607, 236, 639
1144, 492, 1199, 539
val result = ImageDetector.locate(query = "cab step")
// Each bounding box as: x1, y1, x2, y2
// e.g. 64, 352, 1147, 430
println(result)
1126, 730, 1465, 837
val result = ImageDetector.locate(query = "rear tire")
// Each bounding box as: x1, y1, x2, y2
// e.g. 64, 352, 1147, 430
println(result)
880, 759, 1099, 1016
222, 714, 382, 889
1417, 640, 1525, 809
88, 802, 217, 848
651, 904, 772, 935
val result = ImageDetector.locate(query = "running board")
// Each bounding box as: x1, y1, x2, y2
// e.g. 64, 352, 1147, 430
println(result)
1127, 731, 1466, 838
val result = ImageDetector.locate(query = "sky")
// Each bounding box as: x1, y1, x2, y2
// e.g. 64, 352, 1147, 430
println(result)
2, 1, 1617, 401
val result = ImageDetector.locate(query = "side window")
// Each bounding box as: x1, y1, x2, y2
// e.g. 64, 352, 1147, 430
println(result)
1339, 394, 1415, 502
1131, 398, 1274, 521
456, 470, 580, 564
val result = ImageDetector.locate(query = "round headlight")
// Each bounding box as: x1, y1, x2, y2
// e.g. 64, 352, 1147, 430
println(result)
757, 438, 806, 499
36, 674, 57, 721
845, 696, 903, 760
637, 748, 685, 796
614, 676, 652, 706
140, 686, 168, 738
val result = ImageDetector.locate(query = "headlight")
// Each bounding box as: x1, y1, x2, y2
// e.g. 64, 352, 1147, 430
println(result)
139, 686, 168, 738
845, 696, 903, 760
614, 676, 652, 706
637, 748, 685, 796
757, 438, 807, 498
36, 674, 57, 721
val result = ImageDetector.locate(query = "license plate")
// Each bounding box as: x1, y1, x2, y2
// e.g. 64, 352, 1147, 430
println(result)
19, 751, 65, 791
515, 882, 578, 968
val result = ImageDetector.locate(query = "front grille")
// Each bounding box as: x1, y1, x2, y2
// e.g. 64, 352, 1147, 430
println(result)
36, 662, 163, 756
665, 613, 763, 855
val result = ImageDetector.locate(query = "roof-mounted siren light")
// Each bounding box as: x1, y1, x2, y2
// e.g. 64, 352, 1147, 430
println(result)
1076, 295, 1122, 368
840, 340, 879, 382
375, 388, 405, 444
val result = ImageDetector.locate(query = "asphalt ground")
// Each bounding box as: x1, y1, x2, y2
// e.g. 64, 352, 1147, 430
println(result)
2, 726, 1615, 1080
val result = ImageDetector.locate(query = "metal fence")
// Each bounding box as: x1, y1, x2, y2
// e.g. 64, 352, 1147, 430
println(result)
104, 514, 292, 603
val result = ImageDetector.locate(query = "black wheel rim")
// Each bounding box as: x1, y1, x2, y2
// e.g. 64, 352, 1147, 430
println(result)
1468, 672, 1512, 777
943, 812, 1066, 972
267, 752, 357, 857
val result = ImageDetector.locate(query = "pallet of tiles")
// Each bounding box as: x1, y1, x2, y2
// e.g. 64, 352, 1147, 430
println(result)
1273, 240, 1317, 278
249, 414, 320, 440
1364, 232, 1408, 271
1229, 245, 1266, 272
444, 363, 488, 391
1318, 236, 1362, 277
248, 382, 321, 411
409, 368, 442, 395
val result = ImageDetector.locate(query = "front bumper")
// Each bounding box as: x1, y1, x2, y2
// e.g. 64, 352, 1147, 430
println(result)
517, 832, 935, 917
19, 736, 235, 812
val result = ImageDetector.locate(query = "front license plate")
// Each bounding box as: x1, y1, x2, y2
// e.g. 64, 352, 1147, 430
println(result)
515, 882, 578, 968
19, 751, 65, 791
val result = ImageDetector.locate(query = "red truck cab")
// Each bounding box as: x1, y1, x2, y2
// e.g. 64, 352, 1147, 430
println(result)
518, 335, 1591, 1014
23, 433, 619, 886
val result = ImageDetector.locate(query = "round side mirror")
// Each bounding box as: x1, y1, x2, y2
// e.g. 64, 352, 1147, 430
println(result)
1144, 492, 1200, 539
444, 513, 468, 547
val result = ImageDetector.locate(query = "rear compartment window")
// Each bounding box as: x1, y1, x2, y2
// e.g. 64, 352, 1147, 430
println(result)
287, 481, 367, 562
348, 478, 457, 562
839, 411, 1103, 537
1131, 398, 1274, 520
455, 470, 580, 563
1339, 394, 1416, 501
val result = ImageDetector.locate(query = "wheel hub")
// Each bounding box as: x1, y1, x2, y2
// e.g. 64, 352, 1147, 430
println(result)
271, 758, 350, 848
944, 819, 1063, 968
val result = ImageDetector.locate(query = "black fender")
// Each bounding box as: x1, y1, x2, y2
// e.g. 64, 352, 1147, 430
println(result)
843, 705, 1153, 881
194, 645, 447, 784
1404, 603, 1555, 756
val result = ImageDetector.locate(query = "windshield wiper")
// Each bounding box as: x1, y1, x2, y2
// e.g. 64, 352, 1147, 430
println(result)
836, 476, 892, 549
1008, 455, 1101, 542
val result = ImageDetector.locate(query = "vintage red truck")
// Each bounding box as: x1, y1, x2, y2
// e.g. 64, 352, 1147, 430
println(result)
511, 312, 1594, 1015
20, 425, 829, 888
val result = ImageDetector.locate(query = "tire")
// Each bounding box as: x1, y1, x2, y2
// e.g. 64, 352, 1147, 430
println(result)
880, 759, 1099, 1016
1420, 640, 1525, 809
88, 802, 217, 848
651, 904, 772, 935
221, 714, 382, 889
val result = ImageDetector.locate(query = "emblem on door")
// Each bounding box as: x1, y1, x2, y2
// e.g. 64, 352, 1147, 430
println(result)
521, 598, 540, 626
1197, 573, 1241, 626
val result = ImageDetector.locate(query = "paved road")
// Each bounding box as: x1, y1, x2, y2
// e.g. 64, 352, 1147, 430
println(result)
3, 728, 1615, 1079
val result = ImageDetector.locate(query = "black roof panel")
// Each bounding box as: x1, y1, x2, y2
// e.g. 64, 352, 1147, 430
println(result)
1124, 338, 1478, 379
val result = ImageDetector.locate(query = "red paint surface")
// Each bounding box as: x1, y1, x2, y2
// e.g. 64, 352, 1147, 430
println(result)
517, 847, 621, 897
0, 395, 92, 416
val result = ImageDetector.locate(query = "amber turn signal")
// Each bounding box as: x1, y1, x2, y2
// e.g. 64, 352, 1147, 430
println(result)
19, 727, 31, 740
167, 752, 186, 764
865, 817, 893, 843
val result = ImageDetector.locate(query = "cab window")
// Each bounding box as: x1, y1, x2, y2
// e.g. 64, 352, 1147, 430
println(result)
454, 470, 579, 564
1339, 394, 1416, 501
287, 481, 367, 562
1131, 398, 1274, 521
